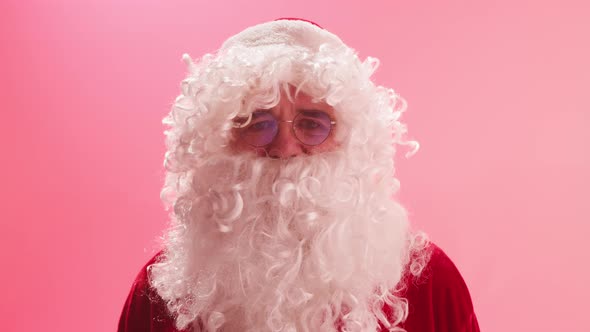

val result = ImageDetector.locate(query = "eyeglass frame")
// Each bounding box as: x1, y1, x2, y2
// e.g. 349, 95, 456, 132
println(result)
232, 110, 337, 147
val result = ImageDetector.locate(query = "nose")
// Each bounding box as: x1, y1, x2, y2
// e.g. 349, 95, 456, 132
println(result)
265, 122, 304, 159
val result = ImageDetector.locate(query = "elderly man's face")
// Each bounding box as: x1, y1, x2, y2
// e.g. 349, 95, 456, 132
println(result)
230, 88, 339, 158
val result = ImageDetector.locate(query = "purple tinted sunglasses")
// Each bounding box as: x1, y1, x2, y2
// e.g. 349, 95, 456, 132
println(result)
234, 110, 336, 147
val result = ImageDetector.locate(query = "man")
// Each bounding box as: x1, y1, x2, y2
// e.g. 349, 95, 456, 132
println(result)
119, 19, 479, 332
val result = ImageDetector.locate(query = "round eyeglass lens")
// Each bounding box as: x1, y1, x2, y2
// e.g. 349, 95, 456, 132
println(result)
292, 111, 333, 145
240, 112, 279, 147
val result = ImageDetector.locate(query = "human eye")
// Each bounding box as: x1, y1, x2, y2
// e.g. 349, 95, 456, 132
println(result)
295, 118, 323, 130
295, 111, 332, 133
248, 120, 274, 131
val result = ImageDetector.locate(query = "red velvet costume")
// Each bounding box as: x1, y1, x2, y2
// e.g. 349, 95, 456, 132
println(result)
118, 244, 479, 332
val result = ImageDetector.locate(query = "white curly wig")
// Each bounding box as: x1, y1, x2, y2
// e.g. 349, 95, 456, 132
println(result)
149, 19, 431, 332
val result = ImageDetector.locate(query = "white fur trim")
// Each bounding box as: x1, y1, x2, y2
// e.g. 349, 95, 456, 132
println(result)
221, 20, 345, 52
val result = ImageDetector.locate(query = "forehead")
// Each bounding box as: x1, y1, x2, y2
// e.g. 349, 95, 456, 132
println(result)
292, 92, 331, 108
239, 84, 336, 117
283, 86, 335, 114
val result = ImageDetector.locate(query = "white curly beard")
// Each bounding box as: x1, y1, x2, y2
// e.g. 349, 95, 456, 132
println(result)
149, 149, 411, 332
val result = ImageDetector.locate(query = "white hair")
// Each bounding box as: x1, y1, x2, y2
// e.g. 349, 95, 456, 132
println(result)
149, 29, 431, 332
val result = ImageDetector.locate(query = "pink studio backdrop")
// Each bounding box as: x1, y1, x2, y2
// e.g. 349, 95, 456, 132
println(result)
1, 0, 588, 331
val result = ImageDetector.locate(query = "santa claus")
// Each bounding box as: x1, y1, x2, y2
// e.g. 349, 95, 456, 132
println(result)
119, 19, 479, 332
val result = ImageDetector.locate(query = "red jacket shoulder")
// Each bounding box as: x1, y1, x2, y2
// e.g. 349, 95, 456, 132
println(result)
401, 243, 480, 332
118, 252, 181, 332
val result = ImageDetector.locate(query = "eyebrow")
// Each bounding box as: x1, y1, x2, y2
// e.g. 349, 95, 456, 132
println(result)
297, 110, 331, 118
235, 109, 333, 123
234, 111, 269, 123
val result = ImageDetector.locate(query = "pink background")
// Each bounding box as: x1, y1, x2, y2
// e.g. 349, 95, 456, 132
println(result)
1, 0, 588, 331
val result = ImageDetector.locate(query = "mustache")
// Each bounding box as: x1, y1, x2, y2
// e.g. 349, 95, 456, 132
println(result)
180, 151, 352, 233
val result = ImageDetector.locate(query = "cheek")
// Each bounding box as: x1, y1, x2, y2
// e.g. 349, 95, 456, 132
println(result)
229, 133, 268, 157
230, 139, 247, 152
230, 141, 257, 155
228, 131, 247, 152
309, 135, 340, 154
